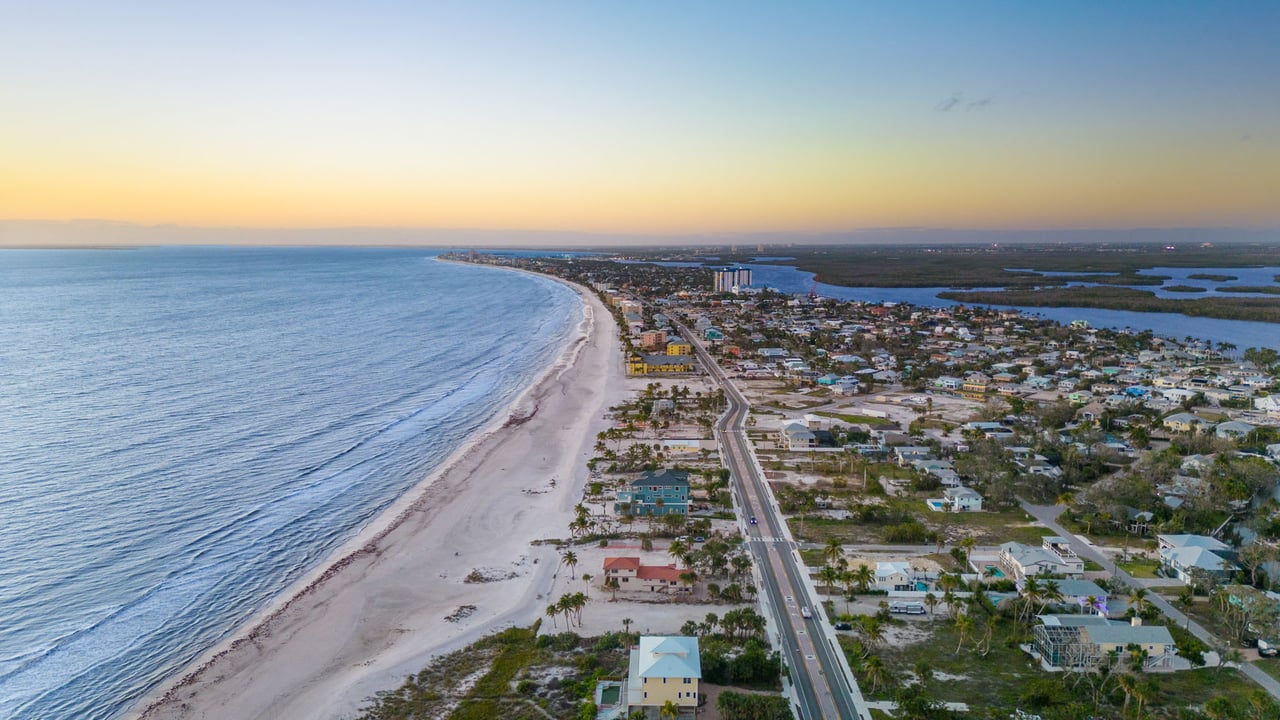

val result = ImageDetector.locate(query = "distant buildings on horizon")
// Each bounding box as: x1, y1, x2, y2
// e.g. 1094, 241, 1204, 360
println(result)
712, 267, 752, 293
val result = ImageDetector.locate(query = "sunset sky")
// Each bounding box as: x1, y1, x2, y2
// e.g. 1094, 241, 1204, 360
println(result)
3, 2, 1278, 240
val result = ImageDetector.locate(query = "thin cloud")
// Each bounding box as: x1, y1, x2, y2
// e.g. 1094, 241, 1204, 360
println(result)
935, 92, 994, 112
935, 92, 962, 112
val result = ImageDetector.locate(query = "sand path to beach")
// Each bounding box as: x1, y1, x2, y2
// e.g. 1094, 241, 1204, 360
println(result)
131, 279, 624, 720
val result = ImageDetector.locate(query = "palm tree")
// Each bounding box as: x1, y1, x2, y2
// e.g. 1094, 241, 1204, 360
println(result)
1133, 677, 1156, 719
824, 538, 844, 568
622, 617, 633, 636
924, 592, 940, 620
863, 655, 890, 694
1176, 588, 1195, 628
1116, 673, 1138, 716
545, 603, 558, 629
819, 565, 841, 594
1042, 579, 1064, 611
659, 699, 680, 719
606, 577, 620, 601
852, 563, 875, 593
668, 538, 688, 565
1128, 587, 1149, 618
954, 613, 974, 653
1020, 577, 1043, 625
959, 536, 977, 570
912, 660, 933, 685
858, 616, 886, 649
1084, 594, 1099, 616
943, 590, 960, 618
582, 573, 593, 597
678, 570, 698, 593
561, 550, 579, 579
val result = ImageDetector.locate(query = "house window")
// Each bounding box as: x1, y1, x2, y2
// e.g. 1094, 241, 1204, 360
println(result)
683, 678, 691, 684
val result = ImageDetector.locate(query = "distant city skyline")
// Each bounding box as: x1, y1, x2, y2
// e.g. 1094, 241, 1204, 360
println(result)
3, 2, 1278, 240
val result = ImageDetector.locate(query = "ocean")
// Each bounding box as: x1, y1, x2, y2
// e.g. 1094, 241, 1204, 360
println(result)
0, 246, 581, 720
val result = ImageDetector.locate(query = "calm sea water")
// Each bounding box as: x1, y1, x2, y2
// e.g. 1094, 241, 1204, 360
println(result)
743, 262, 1280, 349
0, 246, 580, 720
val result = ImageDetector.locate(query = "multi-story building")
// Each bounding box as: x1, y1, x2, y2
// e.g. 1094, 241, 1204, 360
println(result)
614, 469, 690, 516
625, 636, 702, 715
712, 267, 752, 293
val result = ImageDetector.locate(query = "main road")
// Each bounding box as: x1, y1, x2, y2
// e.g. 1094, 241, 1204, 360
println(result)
680, 324, 871, 720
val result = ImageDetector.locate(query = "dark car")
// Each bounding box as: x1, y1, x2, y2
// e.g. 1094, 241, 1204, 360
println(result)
749, 517, 758, 525
834, 622, 853, 631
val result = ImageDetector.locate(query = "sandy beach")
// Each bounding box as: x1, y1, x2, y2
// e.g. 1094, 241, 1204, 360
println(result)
129, 278, 625, 720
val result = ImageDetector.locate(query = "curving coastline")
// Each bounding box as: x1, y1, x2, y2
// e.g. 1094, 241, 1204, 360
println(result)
127, 272, 625, 720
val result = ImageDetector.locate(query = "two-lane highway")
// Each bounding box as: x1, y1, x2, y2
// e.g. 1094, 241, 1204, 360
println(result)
681, 323, 870, 720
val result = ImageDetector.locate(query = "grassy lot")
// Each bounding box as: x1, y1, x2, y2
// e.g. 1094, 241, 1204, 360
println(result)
790, 495, 1049, 546
814, 410, 895, 425
357, 626, 629, 720
923, 510, 1048, 546
840, 613, 1261, 719
799, 548, 826, 567
852, 616, 1041, 708
1116, 557, 1161, 578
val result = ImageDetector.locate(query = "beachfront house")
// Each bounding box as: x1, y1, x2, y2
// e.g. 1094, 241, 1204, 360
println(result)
624, 636, 702, 717
614, 469, 690, 516
602, 557, 686, 592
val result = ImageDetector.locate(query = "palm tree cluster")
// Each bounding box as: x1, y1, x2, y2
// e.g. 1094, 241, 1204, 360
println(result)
667, 535, 756, 601
1015, 576, 1067, 625
545, 592, 588, 629
679, 607, 768, 642
816, 539, 877, 611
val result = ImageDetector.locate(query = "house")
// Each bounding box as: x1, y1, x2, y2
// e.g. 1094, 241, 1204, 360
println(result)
942, 486, 983, 512
893, 446, 933, 466
1031, 615, 1178, 671
997, 537, 1085, 584
1045, 578, 1110, 612
1157, 534, 1237, 584
615, 469, 690, 516
1215, 420, 1257, 440
625, 636, 702, 716
1162, 412, 1207, 433
602, 557, 686, 592
875, 561, 921, 591
779, 422, 817, 450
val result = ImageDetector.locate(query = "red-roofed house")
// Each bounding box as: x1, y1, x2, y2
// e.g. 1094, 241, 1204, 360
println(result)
603, 557, 688, 592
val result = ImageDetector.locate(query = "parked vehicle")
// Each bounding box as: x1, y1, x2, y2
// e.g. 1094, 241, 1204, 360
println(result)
1259, 639, 1278, 657
800, 606, 813, 619
890, 601, 926, 615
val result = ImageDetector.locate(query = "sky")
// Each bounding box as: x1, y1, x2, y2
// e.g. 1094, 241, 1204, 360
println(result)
2, 1, 1278, 243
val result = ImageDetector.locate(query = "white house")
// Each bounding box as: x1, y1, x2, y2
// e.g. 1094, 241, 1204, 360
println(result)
1157, 534, 1237, 584
997, 537, 1086, 584
943, 486, 983, 512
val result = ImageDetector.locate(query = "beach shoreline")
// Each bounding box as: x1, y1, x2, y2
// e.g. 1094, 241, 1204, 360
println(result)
127, 270, 624, 720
